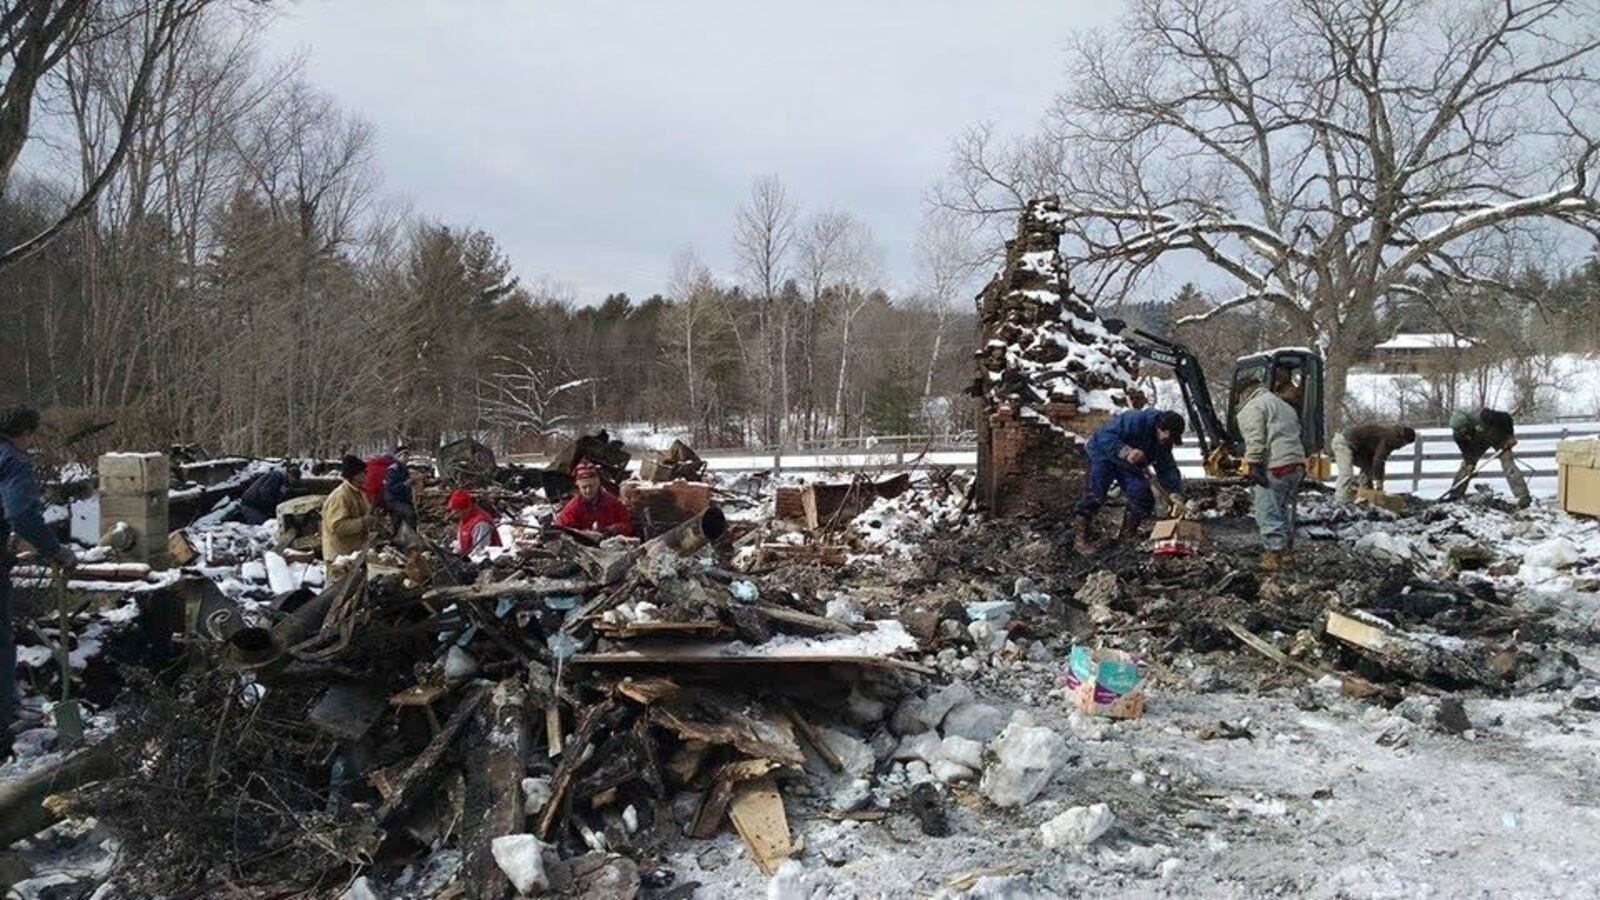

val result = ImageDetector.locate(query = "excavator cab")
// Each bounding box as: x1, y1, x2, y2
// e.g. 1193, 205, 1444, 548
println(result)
1225, 349, 1331, 479
1103, 319, 1331, 480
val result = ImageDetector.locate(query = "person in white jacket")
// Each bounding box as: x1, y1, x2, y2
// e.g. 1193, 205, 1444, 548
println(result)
1236, 379, 1307, 571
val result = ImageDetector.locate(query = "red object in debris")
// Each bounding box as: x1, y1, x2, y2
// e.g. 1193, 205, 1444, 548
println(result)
456, 507, 501, 554
364, 454, 396, 509
1152, 539, 1197, 557
554, 489, 635, 537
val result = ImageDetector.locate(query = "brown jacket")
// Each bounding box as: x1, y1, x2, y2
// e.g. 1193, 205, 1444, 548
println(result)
321, 478, 372, 562
1344, 424, 1413, 481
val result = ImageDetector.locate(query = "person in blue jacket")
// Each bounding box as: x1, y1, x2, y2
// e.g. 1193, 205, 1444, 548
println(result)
1, 407, 75, 759
1073, 408, 1186, 552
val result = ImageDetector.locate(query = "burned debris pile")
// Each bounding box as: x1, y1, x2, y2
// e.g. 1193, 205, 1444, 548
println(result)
7, 431, 1600, 897
9, 443, 948, 897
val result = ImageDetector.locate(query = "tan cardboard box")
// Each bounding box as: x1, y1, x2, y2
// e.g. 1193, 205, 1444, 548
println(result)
1149, 518, 1203, 543
1557, 438, 1600, 516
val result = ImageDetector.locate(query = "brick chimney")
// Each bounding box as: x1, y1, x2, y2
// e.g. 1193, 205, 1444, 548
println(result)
972, 198, 1139, 516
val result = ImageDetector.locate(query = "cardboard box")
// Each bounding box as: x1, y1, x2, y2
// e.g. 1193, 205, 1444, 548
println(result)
1356, 486, 1408, 514
1557, 438, 1600, 516
1063, 645, 1146, 719
1149, 518, 1203, 543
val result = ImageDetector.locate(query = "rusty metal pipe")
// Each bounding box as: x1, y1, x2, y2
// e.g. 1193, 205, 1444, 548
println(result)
650, 506, 727, 556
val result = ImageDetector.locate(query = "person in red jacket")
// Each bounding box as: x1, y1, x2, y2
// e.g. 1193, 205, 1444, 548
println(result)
446, 489, 501, 555
553, 460, 634, 537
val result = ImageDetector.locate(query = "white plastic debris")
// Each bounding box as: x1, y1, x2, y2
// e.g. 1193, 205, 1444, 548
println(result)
968, 619, 1006, 651
893, 731, 943, 763
1039, 803, 1115, 848
521, 776, 553, 816
264, 551, 298, 594
443, 646, 479, 682
937, 735, 985, 771
730, 580, 759, 603
814, 726, 875, 777
831, 777, 873, 812
490, 834, 550, 895
891, 682, 973, 735
942, 702, 1006, 742
767, 860, 808, 900
338, 876, 380, 900
824, 596, 864, 624
980, 721, 1069, 808
932, 759, 976, 783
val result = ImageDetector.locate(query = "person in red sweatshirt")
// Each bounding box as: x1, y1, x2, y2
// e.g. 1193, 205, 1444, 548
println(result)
446, 489, 501, 555
553, 460, 634, 537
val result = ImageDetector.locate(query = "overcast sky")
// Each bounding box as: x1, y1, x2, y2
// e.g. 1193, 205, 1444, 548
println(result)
264, 1, 1122, 302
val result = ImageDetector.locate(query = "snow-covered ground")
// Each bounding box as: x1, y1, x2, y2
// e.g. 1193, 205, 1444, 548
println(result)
671, 490, 1600, 899
1346, 353, 1600, 422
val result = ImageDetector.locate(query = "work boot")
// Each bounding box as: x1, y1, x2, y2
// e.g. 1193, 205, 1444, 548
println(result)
1072, 515, 1095, 555
1259, 550, 1282, 572
1118, 515, 1146, 541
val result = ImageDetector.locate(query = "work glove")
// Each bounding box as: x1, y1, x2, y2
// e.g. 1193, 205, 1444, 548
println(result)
1119, 446, 1147, 467
1247, 462, 1269, 487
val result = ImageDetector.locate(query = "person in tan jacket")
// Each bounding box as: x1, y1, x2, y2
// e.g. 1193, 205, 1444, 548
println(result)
322, 455, 374, 574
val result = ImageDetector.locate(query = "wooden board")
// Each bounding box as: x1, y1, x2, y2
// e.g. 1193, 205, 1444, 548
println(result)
729, 774, 792, 876
689, 758, 778, 838
1325, 609, 1401, 652
595, 620, 731, 640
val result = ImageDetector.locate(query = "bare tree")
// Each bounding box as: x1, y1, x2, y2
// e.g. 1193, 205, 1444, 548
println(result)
665, 248, 717, 442
827, 216, 881, 433
941, 0, 1600, 425
913, 207, 984, 398
733, 173, 797, 444
477, 345, 591, 437
0, 0, 239, 271
796, 210, 853, 439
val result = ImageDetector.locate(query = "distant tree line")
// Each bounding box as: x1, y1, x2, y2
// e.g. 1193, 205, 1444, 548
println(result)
0, 9, 981, 459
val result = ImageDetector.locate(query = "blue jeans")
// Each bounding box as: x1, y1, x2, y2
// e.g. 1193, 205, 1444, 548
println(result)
0, 573, 14, 731
1075, 458, 1154, 520
1254, 466, 1304, 551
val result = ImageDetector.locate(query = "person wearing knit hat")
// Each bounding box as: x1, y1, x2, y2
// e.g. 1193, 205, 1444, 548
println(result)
447, 488, 501, 555
321, 455, 374, 577
552, 459, 635, 538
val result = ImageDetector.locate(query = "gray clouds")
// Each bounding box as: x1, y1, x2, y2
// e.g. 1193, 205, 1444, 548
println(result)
266, 1, 1119, 299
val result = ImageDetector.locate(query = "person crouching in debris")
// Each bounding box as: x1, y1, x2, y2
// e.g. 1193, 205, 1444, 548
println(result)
364, 447, 417, 528
1443, 407, 1531, 507
1239, 378, 1306, 571
447, 488, 501, 555
322, 455, 374, 578
554, 460, 635, 538
233, 464, 302, 526
1072, 409, 1185, 553
1332, 422, 1416, 502
1, 407, 76, 759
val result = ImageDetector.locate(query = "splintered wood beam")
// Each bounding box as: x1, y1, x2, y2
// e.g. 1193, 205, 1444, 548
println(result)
461, 679, 531, 899
376, 685, 488, 826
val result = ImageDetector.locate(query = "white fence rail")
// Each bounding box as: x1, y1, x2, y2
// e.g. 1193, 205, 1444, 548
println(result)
690, 421, 1600, 500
